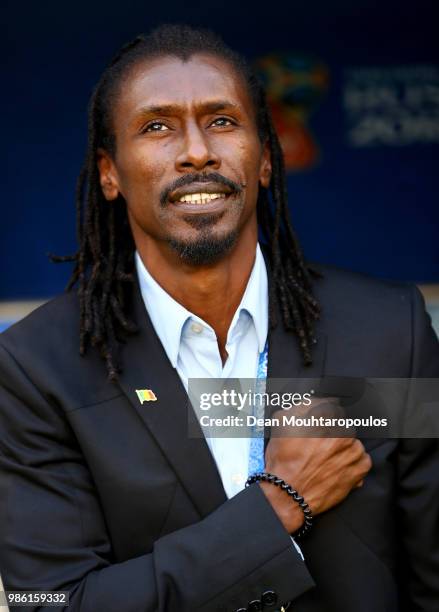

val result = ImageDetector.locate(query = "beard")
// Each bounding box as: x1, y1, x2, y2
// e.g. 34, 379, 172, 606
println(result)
166, 212, 238, 265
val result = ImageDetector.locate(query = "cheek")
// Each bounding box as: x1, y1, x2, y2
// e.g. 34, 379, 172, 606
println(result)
239, 136, 263, 177
116, 144, 169, 199
221, 135, 262, 182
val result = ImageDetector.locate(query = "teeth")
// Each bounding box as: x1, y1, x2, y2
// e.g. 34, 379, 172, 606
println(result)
178, 192, 224, 204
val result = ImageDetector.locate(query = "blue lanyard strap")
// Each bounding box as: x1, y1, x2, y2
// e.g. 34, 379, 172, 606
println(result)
247, 340, 268, 476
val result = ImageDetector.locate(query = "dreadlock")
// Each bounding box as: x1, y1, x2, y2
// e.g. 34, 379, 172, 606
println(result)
54, 24, 321, 380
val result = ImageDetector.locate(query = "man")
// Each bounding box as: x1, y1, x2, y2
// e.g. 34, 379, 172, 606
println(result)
0, 24, 438, 612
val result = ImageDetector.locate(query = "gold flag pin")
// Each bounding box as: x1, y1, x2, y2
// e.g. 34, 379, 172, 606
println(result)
135, 389, 157, 404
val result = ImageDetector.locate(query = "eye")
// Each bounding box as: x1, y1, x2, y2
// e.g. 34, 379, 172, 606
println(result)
210, 117, 235, 127
143, 121, 170, 133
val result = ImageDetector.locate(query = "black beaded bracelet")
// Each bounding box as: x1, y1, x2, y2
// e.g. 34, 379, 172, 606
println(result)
245, 472, 313, 539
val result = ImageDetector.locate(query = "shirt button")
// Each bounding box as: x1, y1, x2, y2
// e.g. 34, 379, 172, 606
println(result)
248, 600, 262, 612
231, 473, 245, 485
190, 322, 203, 334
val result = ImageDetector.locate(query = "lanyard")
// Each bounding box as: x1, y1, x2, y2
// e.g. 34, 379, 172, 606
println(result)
247, 340, 268, 476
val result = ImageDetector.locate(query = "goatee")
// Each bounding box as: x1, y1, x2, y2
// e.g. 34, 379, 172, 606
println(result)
167, 228, 238, 265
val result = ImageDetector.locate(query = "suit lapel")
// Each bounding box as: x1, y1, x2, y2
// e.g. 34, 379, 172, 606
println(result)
116, 285, 227, 518
260, 243, 327, 382
267, 314, 327, 380
264, 242, 328, 396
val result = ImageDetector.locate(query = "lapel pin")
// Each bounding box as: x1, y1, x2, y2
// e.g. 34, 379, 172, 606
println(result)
135, 389, 158, 404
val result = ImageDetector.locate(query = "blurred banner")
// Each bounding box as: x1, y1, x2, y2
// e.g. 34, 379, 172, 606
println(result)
2, 0, 438, 300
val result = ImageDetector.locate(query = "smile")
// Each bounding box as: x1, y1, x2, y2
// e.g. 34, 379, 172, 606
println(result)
178, 192, 225, 205
168, 180, 236, 206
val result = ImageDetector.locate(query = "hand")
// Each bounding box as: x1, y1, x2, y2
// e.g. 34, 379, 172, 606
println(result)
260, 399, 372, 533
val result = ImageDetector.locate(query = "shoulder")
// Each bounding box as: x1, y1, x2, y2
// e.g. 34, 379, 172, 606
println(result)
0, 291, 80, 357
310, 263, 416, 317
0, 291, 112, 409
308, 263, 438, 376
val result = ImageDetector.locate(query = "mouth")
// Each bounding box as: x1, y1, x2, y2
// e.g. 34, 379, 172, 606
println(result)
168, 182, 236, 213
176, 192, 227, 205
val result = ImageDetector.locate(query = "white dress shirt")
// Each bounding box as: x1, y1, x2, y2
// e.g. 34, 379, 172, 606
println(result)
136, 244, 268, 499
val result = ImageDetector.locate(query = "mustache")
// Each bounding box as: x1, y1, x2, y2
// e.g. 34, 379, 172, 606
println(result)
159, 172, 244, 206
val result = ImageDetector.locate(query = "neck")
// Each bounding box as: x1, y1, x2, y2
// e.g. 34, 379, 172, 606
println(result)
135, 226, 258, 361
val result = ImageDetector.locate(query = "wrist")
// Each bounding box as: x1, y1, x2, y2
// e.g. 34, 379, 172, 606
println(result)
247, 472, 313, 538
259, 481, 304, 534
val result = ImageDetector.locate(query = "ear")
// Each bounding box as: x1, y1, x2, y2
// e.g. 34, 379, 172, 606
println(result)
259, 140, 272, 188
97, 148, 121, 201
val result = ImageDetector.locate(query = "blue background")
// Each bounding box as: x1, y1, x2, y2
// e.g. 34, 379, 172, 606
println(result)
3, 0, 438, 299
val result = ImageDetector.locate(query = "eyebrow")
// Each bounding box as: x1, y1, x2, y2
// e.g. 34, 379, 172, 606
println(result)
134, 100, 241, 118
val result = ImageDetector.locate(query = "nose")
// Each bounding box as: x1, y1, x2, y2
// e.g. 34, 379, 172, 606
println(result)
175, 122, 220, 172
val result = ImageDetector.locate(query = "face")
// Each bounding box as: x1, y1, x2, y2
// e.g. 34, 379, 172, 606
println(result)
97, 53, 272, 265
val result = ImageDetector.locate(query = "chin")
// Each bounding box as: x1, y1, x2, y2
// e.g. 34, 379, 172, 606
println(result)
167, 228, 239, 265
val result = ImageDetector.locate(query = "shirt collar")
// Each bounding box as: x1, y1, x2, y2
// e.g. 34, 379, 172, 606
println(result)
227, 243, 268, 353
135, 243, 268, 367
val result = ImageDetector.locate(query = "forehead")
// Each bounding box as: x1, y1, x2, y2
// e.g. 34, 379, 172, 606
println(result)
113, 53, 255, 123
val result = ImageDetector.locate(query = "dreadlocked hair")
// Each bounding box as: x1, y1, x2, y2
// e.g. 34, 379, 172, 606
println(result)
53, 24, 322, 380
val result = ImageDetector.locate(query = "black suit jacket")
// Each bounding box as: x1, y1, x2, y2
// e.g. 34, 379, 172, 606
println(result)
0, 265, 438, 612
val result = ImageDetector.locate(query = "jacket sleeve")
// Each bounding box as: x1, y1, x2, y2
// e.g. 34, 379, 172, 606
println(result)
0, 341, 315, 612
396, 286, 439, 611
